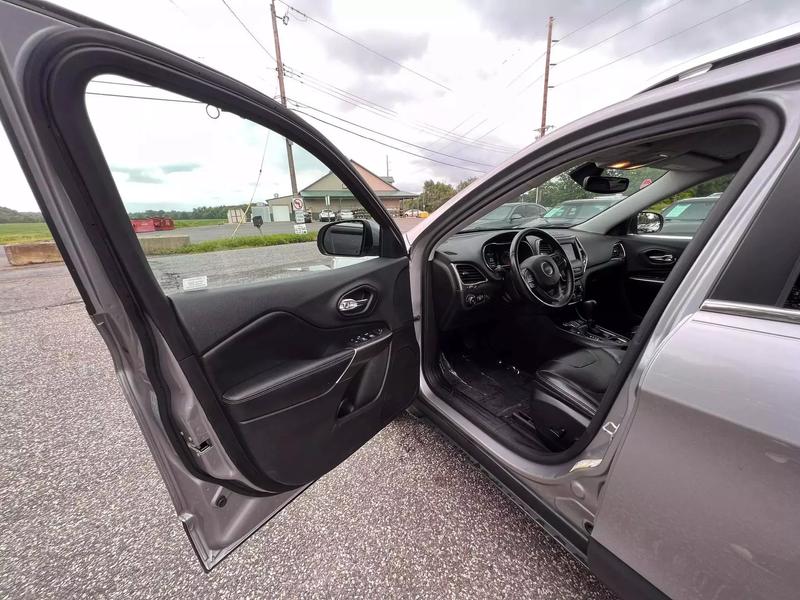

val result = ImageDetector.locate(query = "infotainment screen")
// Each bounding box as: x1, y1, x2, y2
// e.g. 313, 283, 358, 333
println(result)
559, 243, 578, 261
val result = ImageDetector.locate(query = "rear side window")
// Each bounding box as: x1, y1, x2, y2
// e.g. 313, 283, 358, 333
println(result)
83, 77, 393, 293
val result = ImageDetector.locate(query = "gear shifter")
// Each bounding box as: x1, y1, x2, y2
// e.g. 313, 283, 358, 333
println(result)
579, 299, 597, 330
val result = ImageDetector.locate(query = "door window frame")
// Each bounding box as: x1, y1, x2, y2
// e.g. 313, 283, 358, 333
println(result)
18, 27, 407, 493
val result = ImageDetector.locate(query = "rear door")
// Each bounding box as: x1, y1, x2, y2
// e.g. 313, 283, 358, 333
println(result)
0, 2, 418, 569
591, 118, 800, 598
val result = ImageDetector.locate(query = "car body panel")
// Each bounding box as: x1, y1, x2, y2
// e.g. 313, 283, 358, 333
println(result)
593, 306, 800, 600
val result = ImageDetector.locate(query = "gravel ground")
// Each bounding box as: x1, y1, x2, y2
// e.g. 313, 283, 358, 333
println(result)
0, 254, 617, 599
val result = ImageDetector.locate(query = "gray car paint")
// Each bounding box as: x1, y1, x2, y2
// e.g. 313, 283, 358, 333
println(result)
593, 307, 800, 599
6, 0, 800, 592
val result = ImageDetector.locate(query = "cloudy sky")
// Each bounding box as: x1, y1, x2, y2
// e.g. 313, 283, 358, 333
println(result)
3, 0, 800, 212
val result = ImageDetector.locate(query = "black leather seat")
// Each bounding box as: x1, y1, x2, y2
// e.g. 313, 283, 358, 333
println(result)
534, 347, 625, 419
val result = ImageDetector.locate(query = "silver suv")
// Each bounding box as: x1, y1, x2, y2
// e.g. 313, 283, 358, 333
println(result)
2, 2, 799, 598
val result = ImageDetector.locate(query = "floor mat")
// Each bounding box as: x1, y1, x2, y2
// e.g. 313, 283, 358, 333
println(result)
440, 353, 537, 418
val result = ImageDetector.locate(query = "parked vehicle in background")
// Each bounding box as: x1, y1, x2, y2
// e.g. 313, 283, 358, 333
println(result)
300, 210, 313, 223
467, 201, 547, 230
541, 196, 625, 226
318, 209, 336, 222
337, 209, 355, 220
658, 196, 718, 236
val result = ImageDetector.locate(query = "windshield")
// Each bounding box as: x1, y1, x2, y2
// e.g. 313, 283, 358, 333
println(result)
460, 166, 667, 232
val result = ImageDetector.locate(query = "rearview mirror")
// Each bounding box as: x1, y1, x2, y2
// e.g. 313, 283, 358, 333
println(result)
636, 211, 664, 234
317, 219, 380, 257
582, 175, 629, 194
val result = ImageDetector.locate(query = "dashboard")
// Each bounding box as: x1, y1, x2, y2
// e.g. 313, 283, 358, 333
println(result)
432, 228, 627, 330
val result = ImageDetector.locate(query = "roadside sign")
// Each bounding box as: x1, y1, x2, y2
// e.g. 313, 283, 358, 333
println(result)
294, 223, 308, 235
294, 210, 305, 223
292, 196, 304, 211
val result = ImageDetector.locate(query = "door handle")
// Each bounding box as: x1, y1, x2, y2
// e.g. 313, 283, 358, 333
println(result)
338, 297, 369, 312
649, 253, 675, 264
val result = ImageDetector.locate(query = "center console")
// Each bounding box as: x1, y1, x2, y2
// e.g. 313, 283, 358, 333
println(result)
556, 300, 629, 347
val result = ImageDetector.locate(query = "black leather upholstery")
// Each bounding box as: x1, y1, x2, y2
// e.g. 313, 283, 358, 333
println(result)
535, 348, 625, 418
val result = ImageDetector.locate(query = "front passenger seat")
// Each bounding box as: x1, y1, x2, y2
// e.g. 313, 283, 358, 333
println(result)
530, 348, 624, 449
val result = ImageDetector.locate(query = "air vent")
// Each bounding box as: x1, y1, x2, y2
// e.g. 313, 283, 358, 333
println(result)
611, 242, 626, 260
538, 239, 555, 254
454, 264, 487, 286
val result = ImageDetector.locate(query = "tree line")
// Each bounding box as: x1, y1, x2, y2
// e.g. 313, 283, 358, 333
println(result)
404, 167, 732, 214
127, 205, 248, 220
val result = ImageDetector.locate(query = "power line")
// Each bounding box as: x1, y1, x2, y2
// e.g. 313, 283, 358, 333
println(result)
93, 79, 154, 88
287, 67, 515, 150
283, 68, 514, 153
84, 88, 487, 173
436, 1, 642, 146
503, 50, 547, 90
86, 91, 202, 104
287, 98, 495, 167
558, 0, 637, 42
557, 0, 688, 66
293, 108, 487, 174
555, 0, 757, 87
280, 2, 451, 92
219, 0, 276, 63
644, 18, 800, 85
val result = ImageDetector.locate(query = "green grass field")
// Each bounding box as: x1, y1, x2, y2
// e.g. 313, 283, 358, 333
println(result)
172, 219, 226, 228
0, 219, 227, 245
147, 232, 318, 255
0, 222, 52, 244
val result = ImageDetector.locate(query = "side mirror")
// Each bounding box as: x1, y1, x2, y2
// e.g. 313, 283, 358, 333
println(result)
583, 175, 629, 194
317, 219, 380, 257
636, 211, 664, 234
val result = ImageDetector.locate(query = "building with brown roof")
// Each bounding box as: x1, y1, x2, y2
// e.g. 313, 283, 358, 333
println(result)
271, 160, 416, 218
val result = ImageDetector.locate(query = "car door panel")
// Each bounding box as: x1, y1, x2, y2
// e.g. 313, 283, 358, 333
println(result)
621, 235, 690, 317
592, 307, 800, 600
170, 258, 418, 488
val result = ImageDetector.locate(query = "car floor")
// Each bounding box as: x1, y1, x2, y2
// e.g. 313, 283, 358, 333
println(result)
438, 348, 559, 455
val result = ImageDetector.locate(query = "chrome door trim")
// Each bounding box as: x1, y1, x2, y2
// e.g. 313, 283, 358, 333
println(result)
701, 299, 800, 325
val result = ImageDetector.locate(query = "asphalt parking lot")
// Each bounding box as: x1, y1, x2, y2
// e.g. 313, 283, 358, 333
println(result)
0, 242, 617, 599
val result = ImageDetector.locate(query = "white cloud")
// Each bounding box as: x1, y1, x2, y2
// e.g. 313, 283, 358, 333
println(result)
2, 0, 799, 212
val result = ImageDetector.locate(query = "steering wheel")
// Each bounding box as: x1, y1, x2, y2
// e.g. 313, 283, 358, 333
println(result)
509, 228, 575, 308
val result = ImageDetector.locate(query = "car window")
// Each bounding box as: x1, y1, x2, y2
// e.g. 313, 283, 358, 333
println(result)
640, 175, 732, 238
84, 76, 381, 293
461, 165, 664, 232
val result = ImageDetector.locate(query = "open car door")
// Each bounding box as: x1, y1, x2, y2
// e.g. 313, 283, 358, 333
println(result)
0, 1, 419, 569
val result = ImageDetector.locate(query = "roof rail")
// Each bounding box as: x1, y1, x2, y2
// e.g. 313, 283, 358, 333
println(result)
640, 23, 800, 94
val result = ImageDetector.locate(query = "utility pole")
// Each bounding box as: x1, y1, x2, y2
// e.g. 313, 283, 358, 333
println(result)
539, 16, 555, 139
270, 0, 298, 197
